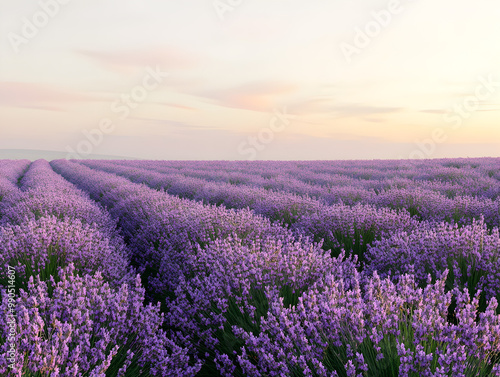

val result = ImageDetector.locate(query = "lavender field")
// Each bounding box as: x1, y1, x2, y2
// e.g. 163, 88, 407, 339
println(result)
1, 158, 500, 377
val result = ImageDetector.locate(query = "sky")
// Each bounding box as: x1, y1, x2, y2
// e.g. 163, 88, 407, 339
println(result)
1, 0, 499, 160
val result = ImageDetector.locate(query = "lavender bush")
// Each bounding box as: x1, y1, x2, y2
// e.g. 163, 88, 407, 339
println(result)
0, 160, 30, 213
0, 216, 131, 289
234, 271, 500, 376
366, 218, 500, 309
165, 235, 359, 375
291, 203, 419, 261
0, 264, 201, 376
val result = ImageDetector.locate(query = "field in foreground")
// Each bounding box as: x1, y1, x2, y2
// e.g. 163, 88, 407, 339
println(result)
1, 158, 500, 376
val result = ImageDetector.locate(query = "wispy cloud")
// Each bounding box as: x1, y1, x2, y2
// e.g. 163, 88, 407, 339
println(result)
78, 47, 199, 73
0, 82, 101, 111
330, 104, 404, 118
151, 102, 197, 111
197, 81, 299, 112
293, 98, 404, 118
129, 116, 219, 131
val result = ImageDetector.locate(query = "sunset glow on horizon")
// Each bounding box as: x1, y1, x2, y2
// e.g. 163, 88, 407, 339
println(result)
1, 0, 499, 160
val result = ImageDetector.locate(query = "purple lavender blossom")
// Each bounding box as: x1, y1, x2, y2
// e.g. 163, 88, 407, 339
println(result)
0, 264, 201, 376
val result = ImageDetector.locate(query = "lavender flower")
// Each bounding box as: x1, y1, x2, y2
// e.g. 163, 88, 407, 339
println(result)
0, 264, 201, 377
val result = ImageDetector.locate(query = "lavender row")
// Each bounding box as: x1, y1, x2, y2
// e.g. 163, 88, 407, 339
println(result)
50, 160, 315, 294
113, 158, 500, 199
104, 159, 469, 198
0, 161, 192, 376
73, 161, 500, 296
1, 160, 120, 240
0, 160, 29, 210
76, 160, 424, 262
0, 159, 131, 285
112, 158, 500, 181
103, 159, 500, 228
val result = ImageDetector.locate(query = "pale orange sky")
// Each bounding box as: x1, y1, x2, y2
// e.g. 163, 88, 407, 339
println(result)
1, 0, 499, 160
